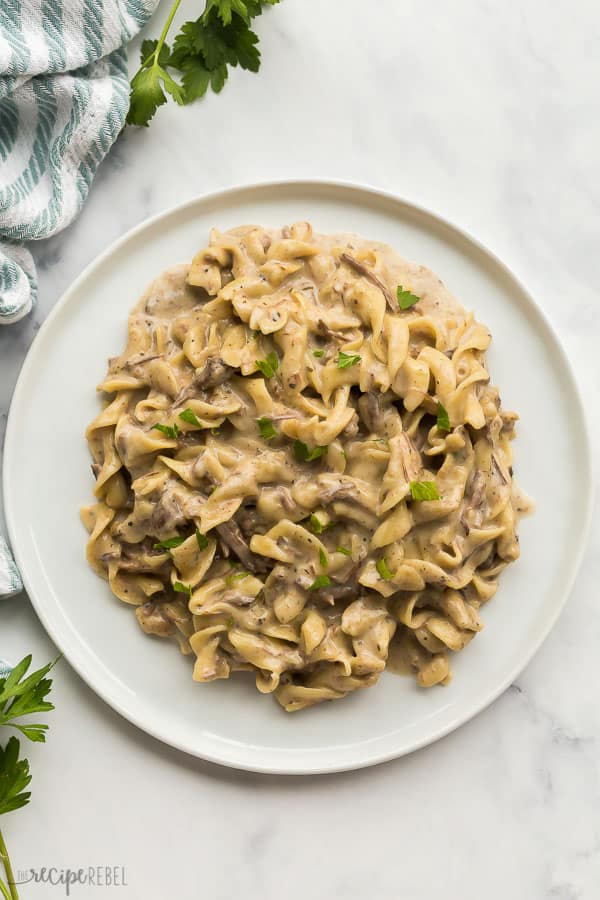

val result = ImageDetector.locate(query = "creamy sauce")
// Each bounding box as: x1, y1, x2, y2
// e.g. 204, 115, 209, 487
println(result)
82, 222, 530, 711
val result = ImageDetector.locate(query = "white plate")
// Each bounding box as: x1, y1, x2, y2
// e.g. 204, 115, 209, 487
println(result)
3, 181, 592, 774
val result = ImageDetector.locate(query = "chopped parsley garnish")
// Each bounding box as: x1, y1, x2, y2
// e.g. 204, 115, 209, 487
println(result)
226, 571, 249, 585
336, 546, 351, 557
210, 427, 221, 435
308, 574, 331, 591
257, 416, 278, 441
255, 351, 279, 378
376, 557, 394, 580
195, 529, 209, 550
294, 440, 328, 462
436, 402, 451, 433
409, 480, 440, 501
397, 286, 420, 309
318, 548, 328, 568
309, 513, 327, 534
225, 616, 235, 629
179, 408, 202, 427
173, 581, 193, 598
337, 350, 361, 369
153, 422, 180, 439
312, 349, 325, 358
153, 536, 186, 551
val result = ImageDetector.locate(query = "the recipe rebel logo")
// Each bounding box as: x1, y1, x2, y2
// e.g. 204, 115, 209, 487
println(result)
13, 866, 128, 895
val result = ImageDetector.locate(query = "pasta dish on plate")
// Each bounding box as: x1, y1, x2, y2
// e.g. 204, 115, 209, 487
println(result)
82, 221, 530, 711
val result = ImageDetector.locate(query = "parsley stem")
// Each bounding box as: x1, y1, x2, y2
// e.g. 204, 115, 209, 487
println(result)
0, 830, 18, 900
153, 0, 182, 70
0, 877, 11, 900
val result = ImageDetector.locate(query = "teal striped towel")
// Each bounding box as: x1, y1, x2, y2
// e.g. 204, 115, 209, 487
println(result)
0, 0, 159, 597
0, 0, 159, 325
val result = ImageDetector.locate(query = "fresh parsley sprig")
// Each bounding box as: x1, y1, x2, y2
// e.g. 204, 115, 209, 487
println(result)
0, 655, 58, 900
128, 0, 282, 127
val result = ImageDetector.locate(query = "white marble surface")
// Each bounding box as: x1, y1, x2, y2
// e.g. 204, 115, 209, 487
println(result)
1, 0, 600, 896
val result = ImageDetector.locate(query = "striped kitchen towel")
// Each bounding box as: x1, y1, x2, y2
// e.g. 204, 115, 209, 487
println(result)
0, 0, 160, 325
0, 0, 159, 597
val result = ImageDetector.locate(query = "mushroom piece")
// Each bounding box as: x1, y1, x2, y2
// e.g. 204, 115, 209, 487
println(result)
135, 601, 176, 637
316, 318, 348, 342
317, 474, 375, 509
236, 505, 262, 539
174, 357, 234, 405
216, 518, 270, 574
123, 350, 161, 368
399, 432, 422, 480
341, 412, 359, 439
115, 557, 168, 574
314, 582, 359, 602
340, 253, 396, 311
358, 392, 384, 434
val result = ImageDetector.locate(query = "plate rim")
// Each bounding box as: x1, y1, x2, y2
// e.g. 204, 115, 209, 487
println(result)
3, 178, 594, 774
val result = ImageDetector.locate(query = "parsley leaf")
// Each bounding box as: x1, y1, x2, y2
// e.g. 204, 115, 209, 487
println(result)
376, 557, 394, 580
154, 422, 180, 440
255, 351, 279, 378
127, 62, 178, 127
0, 737, 32, 815
257, 417, 278, 441
225, 616, 235, 629
436, 402, 451, 433
312, 349, 325, 358
336, 546, 351, 557
153, 536, 186, 551
318, 548, 328, 568
308, 575, 331, 591
173, 581, 193, 598
180, 408, 203, 427
226, 571, 249, 585
196, 529, 209, 550
409, 480, 440, 501
0, 655, 58, 740
337, 351, 361, 369
397, 285, 420, 310
294, 441, 328, 462
308, 513, 327, 534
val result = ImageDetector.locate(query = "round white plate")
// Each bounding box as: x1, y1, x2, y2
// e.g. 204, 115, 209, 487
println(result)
3, 181, 592, 774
